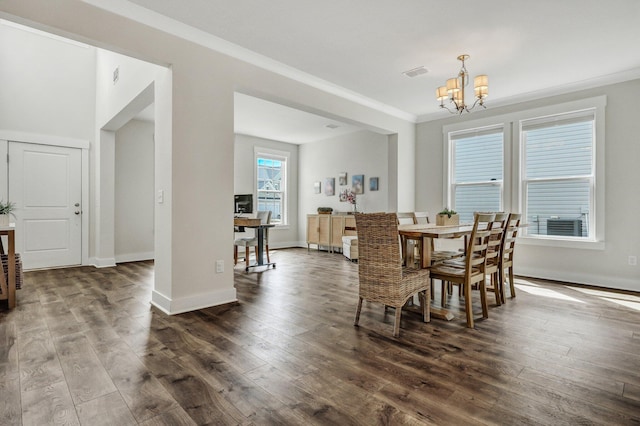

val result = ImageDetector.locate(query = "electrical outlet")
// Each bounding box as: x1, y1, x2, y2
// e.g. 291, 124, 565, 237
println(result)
216, 260, 224, 273
629, 256, 637, 266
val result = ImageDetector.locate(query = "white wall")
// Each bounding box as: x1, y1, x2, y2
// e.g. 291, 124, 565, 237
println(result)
115, 119, 154, 262
0, 21, 96, 141
417, 79, 640, 292
1, 0, 417, 314
234, 133, 299, 247
298, 130, 390, 243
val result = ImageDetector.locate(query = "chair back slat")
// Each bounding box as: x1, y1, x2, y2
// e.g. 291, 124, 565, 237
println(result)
501, 213, 521, 263
413, 212, 430, 224
396, 212, 416, 225
465, 213, 496, 270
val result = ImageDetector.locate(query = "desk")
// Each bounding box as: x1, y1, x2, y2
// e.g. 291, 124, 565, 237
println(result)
0, 225, 16, 309
234, 218, 275, 272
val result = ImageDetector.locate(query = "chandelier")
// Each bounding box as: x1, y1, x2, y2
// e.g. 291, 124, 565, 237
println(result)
436, 54, 488, 114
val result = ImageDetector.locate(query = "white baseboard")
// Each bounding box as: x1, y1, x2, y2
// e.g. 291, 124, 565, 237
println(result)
91, 257, 117, 268
151, 287, 238, 315
115, 251, 154, 263
269, 241, 305, 249
517, 266, 640, 292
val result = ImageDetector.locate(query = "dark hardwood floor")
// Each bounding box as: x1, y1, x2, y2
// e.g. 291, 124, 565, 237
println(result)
1, 248, 640, 425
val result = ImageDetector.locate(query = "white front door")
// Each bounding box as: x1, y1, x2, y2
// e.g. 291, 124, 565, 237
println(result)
9, 142, 82, 269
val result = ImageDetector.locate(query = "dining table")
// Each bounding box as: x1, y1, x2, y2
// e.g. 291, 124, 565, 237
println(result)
398, 223, 475, 268
398, 221, 526, 320
397, 223, 476, 321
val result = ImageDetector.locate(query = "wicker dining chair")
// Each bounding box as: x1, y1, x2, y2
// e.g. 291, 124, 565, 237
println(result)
354, 213, 431, 337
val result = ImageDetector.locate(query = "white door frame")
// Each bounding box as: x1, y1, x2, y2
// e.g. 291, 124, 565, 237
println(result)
0, 130, 90, 266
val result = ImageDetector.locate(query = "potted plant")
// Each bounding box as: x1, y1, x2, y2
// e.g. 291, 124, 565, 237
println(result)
436, 207, 459, 226
0, 200, 16, 226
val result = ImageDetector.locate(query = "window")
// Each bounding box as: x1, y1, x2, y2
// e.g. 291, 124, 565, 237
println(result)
521, 111, 595, 239
448, 127, 504, 223
256, 151, 287, 225
443, 96, 605, 246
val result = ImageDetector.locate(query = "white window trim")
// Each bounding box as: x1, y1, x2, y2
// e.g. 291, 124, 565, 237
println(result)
442, 95, 606, 250
443, 123, 509, 217
254, 147, 289, 227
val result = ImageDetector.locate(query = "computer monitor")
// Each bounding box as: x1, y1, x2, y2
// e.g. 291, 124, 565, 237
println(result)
234, 194, 253, 214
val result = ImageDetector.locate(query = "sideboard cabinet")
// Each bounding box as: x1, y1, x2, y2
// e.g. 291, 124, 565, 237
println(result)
307, 214, 356, 252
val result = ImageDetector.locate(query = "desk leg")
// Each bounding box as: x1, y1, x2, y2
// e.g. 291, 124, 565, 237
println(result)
245, 227, 275, 272
256, 229, 265, 266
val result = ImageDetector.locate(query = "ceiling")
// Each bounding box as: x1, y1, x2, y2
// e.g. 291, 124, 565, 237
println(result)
92, 0, 640, 142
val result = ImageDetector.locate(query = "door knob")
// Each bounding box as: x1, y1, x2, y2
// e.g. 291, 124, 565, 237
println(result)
75, 203, 80, 207
75, 211, 81, 215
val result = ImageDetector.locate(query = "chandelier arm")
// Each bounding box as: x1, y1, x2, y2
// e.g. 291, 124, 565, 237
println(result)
439, 104, 457, 114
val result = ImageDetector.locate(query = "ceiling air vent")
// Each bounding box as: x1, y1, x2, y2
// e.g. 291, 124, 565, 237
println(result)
402, 66, 428, 78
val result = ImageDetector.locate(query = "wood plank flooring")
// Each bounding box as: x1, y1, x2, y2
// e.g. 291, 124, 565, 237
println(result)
1, 248, 640, 425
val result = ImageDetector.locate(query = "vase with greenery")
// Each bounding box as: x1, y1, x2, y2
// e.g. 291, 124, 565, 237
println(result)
436, 207, 459, 226
0, 200, 16, 226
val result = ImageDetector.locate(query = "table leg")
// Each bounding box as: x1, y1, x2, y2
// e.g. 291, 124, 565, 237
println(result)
421, 236, 432, 269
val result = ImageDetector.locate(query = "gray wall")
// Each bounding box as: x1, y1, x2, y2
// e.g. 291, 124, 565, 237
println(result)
234, 133, 299, 248
417, 79, 640, 291
298, 130, 390, 244
115, 119, 155, 262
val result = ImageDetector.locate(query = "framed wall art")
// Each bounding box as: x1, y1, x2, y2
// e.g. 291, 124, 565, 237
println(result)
352, 174, 364, 194
369, 177, 379, 191
324, 177, 335, 196
338, 172, 347, 186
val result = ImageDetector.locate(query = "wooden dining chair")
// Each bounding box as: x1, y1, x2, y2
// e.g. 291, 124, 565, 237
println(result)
482, 212, 509, 306
354, 213, 431, 337
439, 212, 507, 307
234, 210, 271, 268
429, 212, 495, 328
412, 211, 430, 224
396, 212, 418, 265
499, 213, 522, 303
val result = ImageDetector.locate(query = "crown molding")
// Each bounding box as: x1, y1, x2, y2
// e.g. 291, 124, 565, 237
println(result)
417, 67, 640, 123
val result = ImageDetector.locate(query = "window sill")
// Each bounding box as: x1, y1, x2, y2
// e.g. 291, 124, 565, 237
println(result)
518, 236, 605, 251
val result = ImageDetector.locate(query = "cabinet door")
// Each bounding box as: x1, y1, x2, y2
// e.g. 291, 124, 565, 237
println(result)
318, 215, 332, 247
307, 215, 319, 245
331, 216, 346, 249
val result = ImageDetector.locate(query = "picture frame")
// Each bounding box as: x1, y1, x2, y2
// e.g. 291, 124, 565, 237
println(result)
324, 177, 335, 196
369, 177, 379, 191
352, 174, 364, 194
338, 172, 347, 186
314, 181, 321, 194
